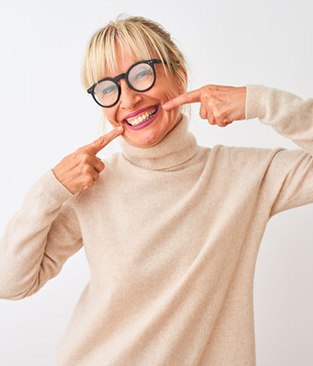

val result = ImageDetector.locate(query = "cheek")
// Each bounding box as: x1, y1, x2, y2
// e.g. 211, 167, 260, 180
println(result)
103, 108, 118, 124
167, 81, 184, 101
162, 85, 181, 103
164, 84, 182, 106
154, 75, 182, 102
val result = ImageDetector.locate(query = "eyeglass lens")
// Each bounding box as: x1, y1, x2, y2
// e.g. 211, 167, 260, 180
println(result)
94, 62, 155, 107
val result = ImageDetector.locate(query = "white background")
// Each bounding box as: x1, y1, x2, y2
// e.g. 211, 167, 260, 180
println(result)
0, 0, 312, 365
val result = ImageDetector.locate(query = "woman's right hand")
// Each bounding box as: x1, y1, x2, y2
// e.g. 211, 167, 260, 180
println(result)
52, 125, 124, 194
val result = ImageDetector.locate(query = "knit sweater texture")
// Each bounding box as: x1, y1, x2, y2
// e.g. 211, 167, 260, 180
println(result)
1, 85, 313, 365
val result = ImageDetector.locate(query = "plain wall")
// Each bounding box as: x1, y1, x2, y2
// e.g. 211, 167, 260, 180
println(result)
0, 0, 312, 365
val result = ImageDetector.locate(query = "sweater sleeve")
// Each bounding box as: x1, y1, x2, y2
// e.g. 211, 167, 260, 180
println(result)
0, 169, 83, 300
245, 84, 313, 217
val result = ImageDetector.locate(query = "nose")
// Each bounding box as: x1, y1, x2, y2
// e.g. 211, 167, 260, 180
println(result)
119, 79, 142, 110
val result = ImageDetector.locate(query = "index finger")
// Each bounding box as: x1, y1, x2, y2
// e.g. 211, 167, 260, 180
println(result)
80, 125, 124, 155
162, 89, 201, 111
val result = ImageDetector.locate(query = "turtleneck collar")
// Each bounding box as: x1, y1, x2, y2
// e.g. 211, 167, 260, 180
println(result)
117, 114, 199, 171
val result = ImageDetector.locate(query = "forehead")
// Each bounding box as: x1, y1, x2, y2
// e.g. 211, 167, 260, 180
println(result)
107, 49, 138, 76
103, 41, 155, 77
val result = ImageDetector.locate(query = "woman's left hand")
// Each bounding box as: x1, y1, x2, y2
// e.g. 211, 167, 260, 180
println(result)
162, 85, 247, 127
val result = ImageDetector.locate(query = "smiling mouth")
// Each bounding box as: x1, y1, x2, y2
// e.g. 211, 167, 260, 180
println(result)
124, 106, 159, 126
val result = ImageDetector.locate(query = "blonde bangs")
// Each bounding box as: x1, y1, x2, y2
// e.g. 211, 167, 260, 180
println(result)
81, 16, 187, 92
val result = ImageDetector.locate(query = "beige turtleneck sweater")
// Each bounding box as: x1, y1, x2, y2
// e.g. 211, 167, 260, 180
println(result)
0, 85, 312, 366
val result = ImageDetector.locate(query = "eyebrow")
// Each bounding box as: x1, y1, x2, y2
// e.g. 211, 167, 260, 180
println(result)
97, 59, 151, 83
103, 59, 142, 79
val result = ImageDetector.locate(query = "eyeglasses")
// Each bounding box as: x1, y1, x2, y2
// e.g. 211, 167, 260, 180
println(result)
87, 59, 163, 108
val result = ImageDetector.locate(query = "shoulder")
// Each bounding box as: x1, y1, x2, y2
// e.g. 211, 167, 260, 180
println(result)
209, 144, 288, 183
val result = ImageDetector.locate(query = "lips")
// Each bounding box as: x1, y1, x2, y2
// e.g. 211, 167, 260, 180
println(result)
126, 107, 158, 127
123, 105, 160, 130
122, 105, 159, 123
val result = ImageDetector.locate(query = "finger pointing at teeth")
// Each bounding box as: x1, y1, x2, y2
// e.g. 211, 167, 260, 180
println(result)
80, 125, 124, 155
162, 85, 246, 127
51, 125, 124, 194
162, 89, 201, 111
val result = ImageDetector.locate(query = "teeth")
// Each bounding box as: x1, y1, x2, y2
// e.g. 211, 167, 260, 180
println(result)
126, 107, 157, 126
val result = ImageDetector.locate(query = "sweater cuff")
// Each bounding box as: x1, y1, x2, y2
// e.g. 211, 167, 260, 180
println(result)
245, 84, 270, 120
38, 169, 75, 203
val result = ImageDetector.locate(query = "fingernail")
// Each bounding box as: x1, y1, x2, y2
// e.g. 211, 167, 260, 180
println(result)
117, 126, 123, 131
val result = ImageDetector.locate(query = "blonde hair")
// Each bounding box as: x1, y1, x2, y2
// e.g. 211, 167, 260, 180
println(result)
81, 15, 191, 133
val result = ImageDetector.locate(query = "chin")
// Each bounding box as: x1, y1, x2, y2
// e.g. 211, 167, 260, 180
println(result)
121, 112, 181, 148
128, 138, 161, 148
122, 130, 163, 148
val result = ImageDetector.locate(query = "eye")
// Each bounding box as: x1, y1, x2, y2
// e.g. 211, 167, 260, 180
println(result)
129, 64, 153, 84
134, 68, 151, 80
101, 84, 116, 95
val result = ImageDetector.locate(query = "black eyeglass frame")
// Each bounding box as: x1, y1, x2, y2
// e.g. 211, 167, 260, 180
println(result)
87, 58, 163, 108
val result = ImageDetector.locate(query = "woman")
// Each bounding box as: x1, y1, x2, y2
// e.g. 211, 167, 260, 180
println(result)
0, 15, 312, 366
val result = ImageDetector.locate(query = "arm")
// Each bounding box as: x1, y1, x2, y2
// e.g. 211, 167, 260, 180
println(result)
163, 83, 313, 217
245, 84, 313, 217
246, 85, 313, 156
0, 126, 126, 300
0, 169, 83, 300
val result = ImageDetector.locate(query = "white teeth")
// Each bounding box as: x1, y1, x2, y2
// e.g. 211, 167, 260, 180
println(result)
126, 107, 157, 126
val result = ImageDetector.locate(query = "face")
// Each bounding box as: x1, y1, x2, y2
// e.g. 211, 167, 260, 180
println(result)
101, 47, 185, 148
